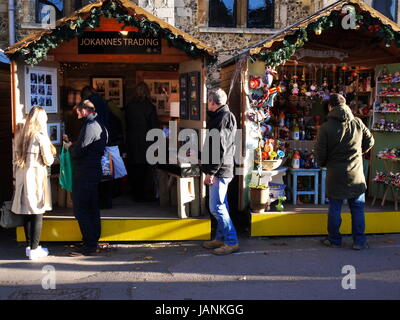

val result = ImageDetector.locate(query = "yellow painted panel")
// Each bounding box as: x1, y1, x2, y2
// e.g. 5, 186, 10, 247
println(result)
17, 219, 211, 242
251, 212, 400, 237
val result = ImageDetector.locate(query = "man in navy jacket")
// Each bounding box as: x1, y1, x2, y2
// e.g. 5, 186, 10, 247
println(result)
67, 100, 107, 256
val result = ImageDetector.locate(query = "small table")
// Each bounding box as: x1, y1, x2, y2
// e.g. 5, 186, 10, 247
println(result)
157, 166, 200, 219
287, 168, 320, 205
372, 158, 399, 211
320, 167, 327, 205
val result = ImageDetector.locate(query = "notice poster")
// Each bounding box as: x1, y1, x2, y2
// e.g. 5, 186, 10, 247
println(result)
25, 66, 58, 114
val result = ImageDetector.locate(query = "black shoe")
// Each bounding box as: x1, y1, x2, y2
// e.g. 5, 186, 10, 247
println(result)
68, 246, 100, 257
352, 243, 369, 250
320, 238, 342, 248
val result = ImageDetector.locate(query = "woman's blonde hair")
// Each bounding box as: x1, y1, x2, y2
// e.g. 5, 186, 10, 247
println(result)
15, 106, 48, 168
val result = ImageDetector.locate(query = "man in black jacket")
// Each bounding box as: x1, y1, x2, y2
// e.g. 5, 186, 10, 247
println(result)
66, 100, 107, 256
201, 88, 239, 255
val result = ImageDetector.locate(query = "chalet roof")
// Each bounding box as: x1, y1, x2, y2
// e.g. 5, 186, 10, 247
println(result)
221, 0, 400, 67
4, 0, 217, 62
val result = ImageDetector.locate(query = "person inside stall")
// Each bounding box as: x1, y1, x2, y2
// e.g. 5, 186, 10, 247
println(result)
81, 86, 110, 130
64, 105, 82, 144
105, 99, 127, 199
125, 82, 159, 202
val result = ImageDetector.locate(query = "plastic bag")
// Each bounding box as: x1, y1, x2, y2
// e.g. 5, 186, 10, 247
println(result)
101, 151, 114, 180
105, 146, 127, 179
59, 145, 73, 192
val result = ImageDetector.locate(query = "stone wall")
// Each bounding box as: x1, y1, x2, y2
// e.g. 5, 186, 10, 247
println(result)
2, 0, 317, 54
0, 2, 9, 49
6, 0, 393, 64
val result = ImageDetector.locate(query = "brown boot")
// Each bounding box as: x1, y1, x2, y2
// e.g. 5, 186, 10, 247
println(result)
212, 244, 239, 255
202, 240, 224, 249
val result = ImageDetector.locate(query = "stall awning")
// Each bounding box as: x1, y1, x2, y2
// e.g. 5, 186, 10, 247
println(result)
4, 0, 217, 65
0, 50, 10, 64
221, 0, 400, 68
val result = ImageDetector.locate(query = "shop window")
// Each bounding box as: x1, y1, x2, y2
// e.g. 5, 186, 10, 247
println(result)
35, 0, 63, 23
209, 0, 237, 27
372, 0, 398, 22
208, 0, 275, 29
247, 0, 274, 28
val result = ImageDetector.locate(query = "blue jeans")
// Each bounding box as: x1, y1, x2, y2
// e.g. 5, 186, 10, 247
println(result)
209, 177, 238, 246
327, 193, 366, 246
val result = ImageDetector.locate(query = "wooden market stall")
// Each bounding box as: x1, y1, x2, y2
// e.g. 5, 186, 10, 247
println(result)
0, 51, 13, 205
221, 0, 400, 237
4, 0, 218, 242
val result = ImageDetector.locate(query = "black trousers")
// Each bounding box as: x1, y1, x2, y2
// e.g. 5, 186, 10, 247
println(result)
128, 164, 156, 202
99, 179, 114, 209
23, 214, 43, 250
72, 178, 101, 250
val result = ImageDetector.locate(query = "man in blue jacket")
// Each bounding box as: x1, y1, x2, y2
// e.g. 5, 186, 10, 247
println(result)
201, 88, 239, 255
66, 100, 107, 256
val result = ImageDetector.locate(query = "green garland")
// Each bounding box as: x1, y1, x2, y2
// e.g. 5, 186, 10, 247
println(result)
17, 0, 216, 65
254, 5, 400, 68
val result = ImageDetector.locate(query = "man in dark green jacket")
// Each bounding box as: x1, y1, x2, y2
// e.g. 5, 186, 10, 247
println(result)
315, 94, 374, 250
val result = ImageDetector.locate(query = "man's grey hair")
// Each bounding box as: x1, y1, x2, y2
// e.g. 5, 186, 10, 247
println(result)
208, 88, 228, 106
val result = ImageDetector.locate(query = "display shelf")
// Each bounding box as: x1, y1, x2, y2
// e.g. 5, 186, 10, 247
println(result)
371, 129, 400, 133
373, 111, 400, 113
372, 72, 400, 132
377, 81, 400, 84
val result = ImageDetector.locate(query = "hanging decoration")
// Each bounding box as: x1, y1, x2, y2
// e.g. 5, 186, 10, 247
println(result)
252, 4, 400, 68
12, 0, 216, 66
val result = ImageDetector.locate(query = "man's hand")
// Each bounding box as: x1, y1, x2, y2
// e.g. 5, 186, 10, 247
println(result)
204, 174, 215, 185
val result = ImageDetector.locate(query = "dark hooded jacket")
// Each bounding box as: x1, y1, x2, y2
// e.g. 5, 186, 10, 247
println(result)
315, 104, 374, 199
125, 98, 159, 164
200, 105, 237, 178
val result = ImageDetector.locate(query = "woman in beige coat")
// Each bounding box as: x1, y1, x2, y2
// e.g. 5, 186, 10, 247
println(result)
12, 106, 56, 260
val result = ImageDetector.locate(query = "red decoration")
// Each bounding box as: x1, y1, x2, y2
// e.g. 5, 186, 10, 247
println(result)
368, 25, 375, 32
375, 25, 381, 32
249, 76, 263, 89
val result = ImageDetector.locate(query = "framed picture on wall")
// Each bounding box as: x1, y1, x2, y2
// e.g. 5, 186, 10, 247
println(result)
144, 79, 178, 115
179, 73, 189, 119
25, 66, 58, 114
47, 122, 61, 145
92, 77, 124, 108
188, 71, 201, 120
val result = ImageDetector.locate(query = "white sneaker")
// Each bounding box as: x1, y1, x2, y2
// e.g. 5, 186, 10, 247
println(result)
26, 246, 48, 257
28, 246, 49, 260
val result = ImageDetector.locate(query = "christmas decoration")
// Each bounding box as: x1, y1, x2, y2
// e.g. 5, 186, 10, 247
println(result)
252, 5, 400, 68
13, 0, 216, 65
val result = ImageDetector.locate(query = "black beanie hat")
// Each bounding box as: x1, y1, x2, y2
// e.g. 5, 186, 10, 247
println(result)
329, 93, 346, 107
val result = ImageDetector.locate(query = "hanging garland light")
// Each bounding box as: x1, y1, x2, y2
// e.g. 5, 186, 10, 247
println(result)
13, 0, 216, 66
253, 4, 400, 68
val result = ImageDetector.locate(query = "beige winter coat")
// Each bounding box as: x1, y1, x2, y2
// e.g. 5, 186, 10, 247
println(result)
12, 132, 54, 215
